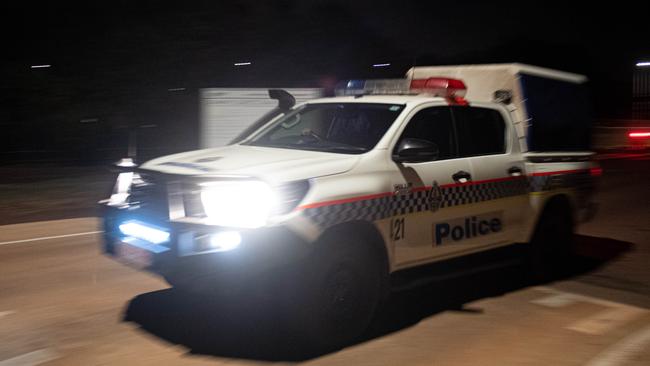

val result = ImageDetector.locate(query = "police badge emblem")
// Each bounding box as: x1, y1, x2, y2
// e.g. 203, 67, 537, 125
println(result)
428, 181, 443, 212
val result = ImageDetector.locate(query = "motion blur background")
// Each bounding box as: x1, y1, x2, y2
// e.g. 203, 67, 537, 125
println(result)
1, 3, 650, 365
1, 0, 648, 164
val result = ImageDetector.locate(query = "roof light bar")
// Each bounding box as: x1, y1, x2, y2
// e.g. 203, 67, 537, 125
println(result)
335, 77, 468, 100
336, 79, 410, 96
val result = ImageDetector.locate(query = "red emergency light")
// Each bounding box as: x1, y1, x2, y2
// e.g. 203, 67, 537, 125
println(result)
628, 131, 650, 138
409, 77, 468, 105
410, 77, 467, 97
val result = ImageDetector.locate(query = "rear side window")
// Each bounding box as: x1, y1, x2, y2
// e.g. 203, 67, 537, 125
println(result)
453, 107, 506, 157
397, 107, 456, 160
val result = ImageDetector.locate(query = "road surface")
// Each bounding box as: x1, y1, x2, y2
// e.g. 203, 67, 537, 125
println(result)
1, 158, 649, 365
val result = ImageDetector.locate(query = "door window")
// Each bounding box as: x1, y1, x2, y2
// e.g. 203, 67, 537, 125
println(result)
396, 107, 456, 160
452, 107, 506, 157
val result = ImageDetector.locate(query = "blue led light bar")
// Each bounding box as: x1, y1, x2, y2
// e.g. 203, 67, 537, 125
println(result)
119, 221, 170, 244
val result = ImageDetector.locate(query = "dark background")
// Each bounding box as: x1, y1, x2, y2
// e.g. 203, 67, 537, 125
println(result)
1, 0, 648, 163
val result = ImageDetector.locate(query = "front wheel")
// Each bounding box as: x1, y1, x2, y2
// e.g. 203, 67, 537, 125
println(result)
283, 232, 384, 351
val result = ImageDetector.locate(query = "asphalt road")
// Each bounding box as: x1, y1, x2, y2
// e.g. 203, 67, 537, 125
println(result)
0, 158, 649, 366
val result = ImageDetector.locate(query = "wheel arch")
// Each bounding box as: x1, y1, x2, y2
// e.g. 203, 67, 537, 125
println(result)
528, 193, 575, 242
544, 193, 575, 221
318, 220, 390, 274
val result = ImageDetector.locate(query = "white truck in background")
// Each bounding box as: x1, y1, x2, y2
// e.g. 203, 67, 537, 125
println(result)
199, 88, 323, 148
101, 63, 600, 351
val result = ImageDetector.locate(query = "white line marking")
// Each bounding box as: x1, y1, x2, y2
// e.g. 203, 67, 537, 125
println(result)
0, 311, 15, 318
533, 286, 642, 309
568, 307, 647, 335
0, 349, 59, 366
533, 287, 648, 335
532, 293, 579, 308
584, 324, 650, 366
0, 231, 103, 246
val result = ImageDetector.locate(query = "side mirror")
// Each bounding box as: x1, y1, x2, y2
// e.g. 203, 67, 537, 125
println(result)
393, 138, 439, 163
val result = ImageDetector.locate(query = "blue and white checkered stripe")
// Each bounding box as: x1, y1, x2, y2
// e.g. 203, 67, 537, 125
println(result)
301, 176, 529, 228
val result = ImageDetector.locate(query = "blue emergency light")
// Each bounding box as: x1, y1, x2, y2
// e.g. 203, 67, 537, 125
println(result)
335, 77, 467, 100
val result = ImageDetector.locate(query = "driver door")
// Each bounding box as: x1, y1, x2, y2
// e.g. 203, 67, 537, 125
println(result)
389, 105, 474, 268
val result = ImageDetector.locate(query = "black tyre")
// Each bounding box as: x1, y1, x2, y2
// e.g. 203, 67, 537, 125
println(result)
528, 199, 574, 283
284, 231, 385, 352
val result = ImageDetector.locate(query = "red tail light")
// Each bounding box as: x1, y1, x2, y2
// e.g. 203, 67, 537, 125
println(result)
590, 166, 603, 177
629, 131, 650, 138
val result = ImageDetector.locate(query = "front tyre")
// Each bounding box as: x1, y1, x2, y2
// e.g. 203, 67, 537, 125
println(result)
285, 232, 384, 351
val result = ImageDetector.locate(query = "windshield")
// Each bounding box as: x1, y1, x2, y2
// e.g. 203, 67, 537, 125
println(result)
243, 103, 405, 154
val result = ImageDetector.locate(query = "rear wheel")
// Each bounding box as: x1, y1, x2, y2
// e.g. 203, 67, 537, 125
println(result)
528, 198, 574, 282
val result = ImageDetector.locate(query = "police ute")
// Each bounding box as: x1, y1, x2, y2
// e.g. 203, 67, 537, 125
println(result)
100, 63, 600, 349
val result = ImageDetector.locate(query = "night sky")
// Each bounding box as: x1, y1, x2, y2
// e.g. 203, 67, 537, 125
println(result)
1, 1, 648, 161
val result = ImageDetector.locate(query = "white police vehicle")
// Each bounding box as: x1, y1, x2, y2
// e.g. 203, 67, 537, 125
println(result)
101, 64, 599, 349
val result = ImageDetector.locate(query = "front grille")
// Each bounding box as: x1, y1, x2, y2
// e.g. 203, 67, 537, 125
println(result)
182, 182, 205, 218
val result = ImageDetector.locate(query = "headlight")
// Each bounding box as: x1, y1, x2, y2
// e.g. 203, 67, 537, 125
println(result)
200, 180, 277, 228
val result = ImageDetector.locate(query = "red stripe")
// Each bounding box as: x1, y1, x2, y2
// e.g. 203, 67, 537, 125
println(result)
297, 192, 394, 209
410, 186, 430, 193
295, 169, 588, 211
296, 175, 523, 210
529, 168, 589, 177
402, 175, 525, 192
